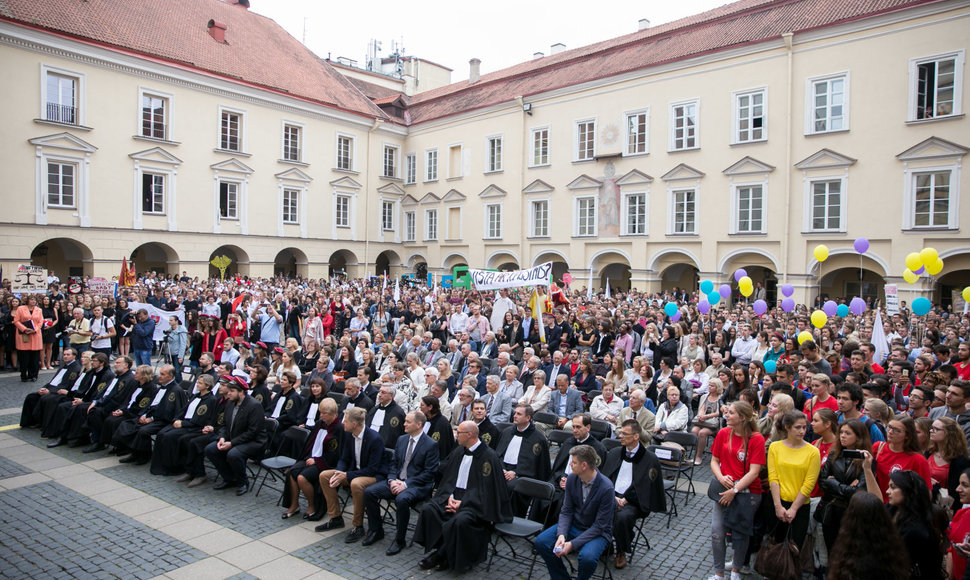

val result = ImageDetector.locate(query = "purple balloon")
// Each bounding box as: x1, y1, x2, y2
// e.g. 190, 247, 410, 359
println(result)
734, 269, 747, 283
671, 312, 681, 322
782, 298, 795, 312
781, 284, 794, 297
822, 300, 838, 317
849, 297, 866, 316
697, 299, 711, 314
753, 300, 767, 316
914, 266, 925, 275
853, 237, 869, 254
719, 284, 732, 299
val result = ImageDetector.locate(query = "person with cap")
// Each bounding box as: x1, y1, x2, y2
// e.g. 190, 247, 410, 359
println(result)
248, 365, 274, 413
204, 374, 268, 495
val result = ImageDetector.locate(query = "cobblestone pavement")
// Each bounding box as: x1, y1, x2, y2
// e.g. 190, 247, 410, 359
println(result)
0, 369, 742, 580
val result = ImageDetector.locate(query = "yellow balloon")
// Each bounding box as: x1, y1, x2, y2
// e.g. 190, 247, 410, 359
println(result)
739, 276, 752, 288
798, 330, 814, 345
811, 310, 827, 329
920, 247, 938, 265
963, 287, 970, 302
903, 269, 919, 284
814, 245, 829, 262
905, 252, 922, 272
925, 258, 944, 276
740, 285, 753, 297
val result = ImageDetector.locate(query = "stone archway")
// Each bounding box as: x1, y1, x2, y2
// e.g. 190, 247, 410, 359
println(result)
935, 251, 970, 309
131, 242, 179, 277
591, 250, 632, 293
486, 251, 520, 271
274, 247, 308, 278
532, 251, 569, 284
719, 249, 779, 302
375, 249, 402, 277
328, 249, 358, 279
649, 249, 701, 294
31, 238, 94, 279
209, 245, 250, 279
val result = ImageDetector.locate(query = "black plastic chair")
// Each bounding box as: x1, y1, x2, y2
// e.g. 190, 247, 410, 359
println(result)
647, 444, 682, 527
245, 418, 278, 491
547, 429, 573, 448
533, 411, 558, 428
255, 426, 311, 498
601, 438, 622, 453
661, 431, 698, 503
590, 419, 612, 441
486, 477, 556, 576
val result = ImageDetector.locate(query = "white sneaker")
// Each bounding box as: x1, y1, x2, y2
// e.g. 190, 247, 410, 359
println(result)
731, 571, 743, 580
707, 575, 725, 580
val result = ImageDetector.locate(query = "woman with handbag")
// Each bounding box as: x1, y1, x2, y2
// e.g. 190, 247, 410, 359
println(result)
767, 411, 820, 553
708, 400, 765, 580
817, 418, 873, 552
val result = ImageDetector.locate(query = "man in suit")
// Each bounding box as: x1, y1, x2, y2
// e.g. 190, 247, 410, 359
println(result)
550, 414, 607, 492
316, 406, 388, 543
423, 338, 446, 368
366, 385, 406, 449
341, 378, 374, 414
204, 375, 268, 495
543, 313, 564, 353
363, 410, 440, 555
617, 389, 655, 445
548, 374, 584, 430
450, 386, 476, 427
20, 347, 82, 428
543, 351, 572, 387
461, 359, 488, 395
534, 444, 615, 580
480, 374, 512, 424
519, 355, 540, 389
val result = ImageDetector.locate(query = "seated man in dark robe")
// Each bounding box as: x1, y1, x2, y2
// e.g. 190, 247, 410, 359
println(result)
418, 395, 455, 460
149, 374, 218, 475
366, 384, 406, 449
495, 403, 551, 517
601, 419, 666, 569
471, 399, 500, 450
96, 365, 157, 454
50, 354, 126, 447
43, 352, 110, 440
414, 420, 512, 572
281, 397, 343, 520
339, 377, 374, 415
179, 376, 232, 488
115, 365, 187, 465
20, 347, 82, 428
204, 375, 268, 495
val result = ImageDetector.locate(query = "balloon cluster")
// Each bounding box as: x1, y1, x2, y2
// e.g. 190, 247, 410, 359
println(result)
904, 247, 943, 283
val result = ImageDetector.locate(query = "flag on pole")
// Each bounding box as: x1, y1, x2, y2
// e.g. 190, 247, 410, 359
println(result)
393, 277, 401, 302
529, 288, 547, 344
872, 308, 890, 367
605, 278, 611, 300
587, 268, 593, 301
382, 271, 387, 293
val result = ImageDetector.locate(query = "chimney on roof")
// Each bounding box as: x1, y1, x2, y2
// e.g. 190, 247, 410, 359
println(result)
232, 0, 250, 8
550, 43, 565, 55
469, 58, 481, 83
533, 52, 544, 60
638, 18, 651, 31
207, 19, 228, 43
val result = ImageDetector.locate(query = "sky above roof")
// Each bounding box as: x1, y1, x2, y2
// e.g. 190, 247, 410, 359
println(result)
252, 0, 729, 81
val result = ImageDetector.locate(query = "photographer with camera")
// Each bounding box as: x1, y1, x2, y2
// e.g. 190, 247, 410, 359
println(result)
255, 301, 283, 352
166, 316, 188, 382
130, 309, 156, 367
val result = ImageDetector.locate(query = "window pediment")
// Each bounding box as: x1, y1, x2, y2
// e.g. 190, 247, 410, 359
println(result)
896, 137, 969, 162
794, 149, 856, 170
29, 132, 97, 153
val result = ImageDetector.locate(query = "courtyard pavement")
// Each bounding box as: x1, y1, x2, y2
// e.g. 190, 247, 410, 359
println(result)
0, 366, 731, 580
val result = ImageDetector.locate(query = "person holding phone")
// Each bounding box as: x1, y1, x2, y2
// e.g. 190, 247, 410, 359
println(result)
947, 469, 970, 579
816, 418, 873, 552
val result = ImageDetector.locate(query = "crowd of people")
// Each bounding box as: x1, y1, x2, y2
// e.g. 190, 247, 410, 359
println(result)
6, 271, 970, 579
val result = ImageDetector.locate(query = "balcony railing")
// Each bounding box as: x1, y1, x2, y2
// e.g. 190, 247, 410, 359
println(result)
46, 102, 77, 124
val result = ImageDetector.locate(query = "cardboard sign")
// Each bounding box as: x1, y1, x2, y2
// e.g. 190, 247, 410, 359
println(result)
884, 284, 899, 316
12, 265, 47, 293
87, 277, 116, 296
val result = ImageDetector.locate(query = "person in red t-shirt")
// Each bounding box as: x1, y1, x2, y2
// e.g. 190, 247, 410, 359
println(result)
811, 408, 839, 498
862, 414, 932, 502
708, 401, 766, 580
804, 373, 839, 417
954, 343, 970, 382
947, 469, 970, 580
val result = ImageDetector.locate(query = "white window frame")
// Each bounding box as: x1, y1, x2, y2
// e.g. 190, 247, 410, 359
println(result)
574, 196, 597, 237
621, 191, 648, 236
45, 160, 77, 209
381, 200, 395, 231
217, 106, 246, 152
218, 180, 240, 220
902, 164, 960, 230
137, 87, 173, 141
804, 72, 850, 135
484, 203, 502, 239
668, 187, 699, 235
909, 51, 964, 122
281, 122, 303, 163
669, 99, 700, 151
425, 148, 438, 182
530, 126, 550, 167
334, 194, 351, 228
486, 135, 503, 173
574, 119, 596, 161
530, 199, 550, 238
730, 182, 767, 234
404, 210, 416, 242
383, 144, 399, 178
625, 109, 649, 156
141, 172, 166, 215
802, 176, 847, 233
405, 153, 416, 184
40, 64, 85, 126
282, 188, 299, 224
424, 208, 438, 241
732, 88, 767, 144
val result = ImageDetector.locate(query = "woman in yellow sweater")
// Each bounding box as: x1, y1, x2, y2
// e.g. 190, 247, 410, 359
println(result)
767, 410, 821, 549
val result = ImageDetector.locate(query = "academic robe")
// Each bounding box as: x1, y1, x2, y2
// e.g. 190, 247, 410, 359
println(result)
38, 369, 94, 437
150, 391, 218, 475
476, 417, 500, 450
413, 442, 512, 571
64, 370, 134, 441
267, 388, 303, 448
601, 445, 667, 553
495, 422, 552, 517
365, 400, 406, 449
551, 435, 608, 485
20, 360, 81, 428
113, 381, 187, 454
423, 411, 456, 460
250, 382, 274, 414
47, 367, 115, 439
183, 396, 229, 478
280, 417, 345, 511
98, 381, 158, 448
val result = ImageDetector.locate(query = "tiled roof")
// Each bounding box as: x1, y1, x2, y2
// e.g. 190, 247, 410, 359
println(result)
345, 76, 405, 101
0, 0, 386, 120
407, 0, 942, 124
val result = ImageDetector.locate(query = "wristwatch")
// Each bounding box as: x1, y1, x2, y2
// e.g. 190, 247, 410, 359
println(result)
733, 486, 740, 494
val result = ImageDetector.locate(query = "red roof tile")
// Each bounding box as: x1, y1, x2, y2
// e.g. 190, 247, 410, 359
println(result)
1, 0, 386, 120
407, 0, 943, 124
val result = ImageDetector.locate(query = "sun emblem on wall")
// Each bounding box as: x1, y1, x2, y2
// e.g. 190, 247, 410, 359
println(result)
601, 122, 620, 145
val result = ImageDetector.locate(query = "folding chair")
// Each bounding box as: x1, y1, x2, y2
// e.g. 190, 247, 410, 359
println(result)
646, 444, 681, 528
245, 418, 278, 491
590, 419, 612, 441
255, 426, 311, 499
661, 431, 698, 503
486, 477, 556, 576
547, 429, 573, 448
533, 411, 559, 429
601, 438, 622, 453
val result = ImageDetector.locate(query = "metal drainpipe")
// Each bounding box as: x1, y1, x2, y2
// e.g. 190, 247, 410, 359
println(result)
515, 96, 527, 271
781, 32, 794, 288
364, 117, 383, 278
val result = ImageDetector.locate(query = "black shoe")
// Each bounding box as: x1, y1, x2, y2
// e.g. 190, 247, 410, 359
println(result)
344, 526, 366, 544
235, 483, 249, 496
118, 454, 136, 463
82, 443, 106, 454
386, 540, 404, 556
282, 510, 301, 520
418, 554, 440, 570
306, 509, 325, 522
134, 455, 150, 466
361, 528, 384, 546
68, 439, 85, 448
47, 438, 67, 448
315, 518, 344, 532
213, 481, 236, 490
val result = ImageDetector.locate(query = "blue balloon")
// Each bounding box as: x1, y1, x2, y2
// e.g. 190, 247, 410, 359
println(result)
664, 302, 678, 317
764, 360, 777, 374
912, 297, 931, 316
700, 280, 714, 295
708, 291, 721, 305
836, 304, 849, 318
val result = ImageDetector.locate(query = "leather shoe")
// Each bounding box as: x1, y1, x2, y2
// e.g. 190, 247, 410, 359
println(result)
174, 473, 192, 483
118, 454, 136, 463
236, 483, 249, 496
68, 438, 86, 448
213, 481, 237, 490
315, 518, 344, 532
361, 528, 384, 546
344, 526, 366, 543
418, 554, 440, 570
187, 477, 208, 488
134, 455, 150, 466
82, 443, 106, 454
304, 509, 325, 522
614, 553, 627, 569
385, 540, 404, 556
47, 438, 66, 448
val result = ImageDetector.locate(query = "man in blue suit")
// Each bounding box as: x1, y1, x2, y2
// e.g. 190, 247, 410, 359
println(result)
363, 410, 439, 555
543, 351, 572, 387
548, 375, 584, 430
315, 406, 388, 543
534, 444, 614, 580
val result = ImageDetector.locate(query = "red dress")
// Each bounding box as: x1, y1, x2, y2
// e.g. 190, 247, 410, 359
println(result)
950, 507, 970, 579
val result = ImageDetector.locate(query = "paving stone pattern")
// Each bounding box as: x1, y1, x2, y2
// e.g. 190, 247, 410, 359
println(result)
0, 480, 205, 579
0, 455, 32, 480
